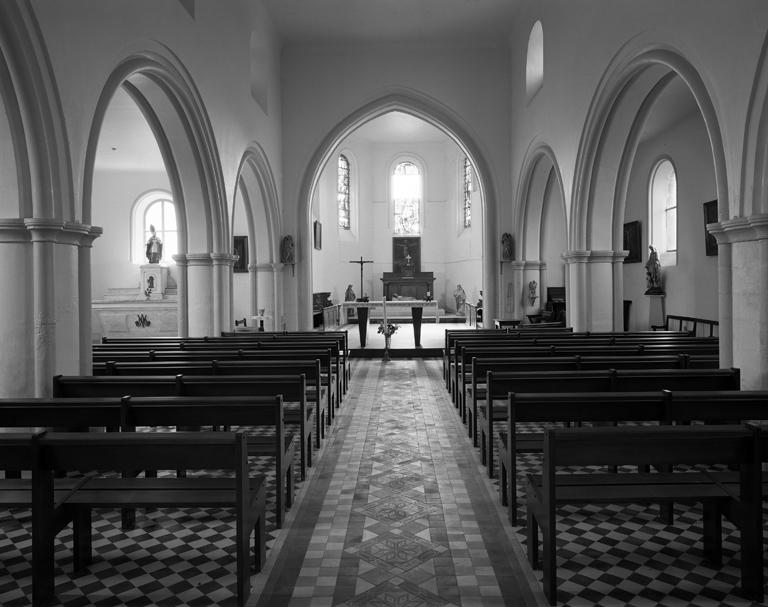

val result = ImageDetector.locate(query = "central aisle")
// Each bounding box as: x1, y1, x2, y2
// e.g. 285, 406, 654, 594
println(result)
252, 358, 545, 606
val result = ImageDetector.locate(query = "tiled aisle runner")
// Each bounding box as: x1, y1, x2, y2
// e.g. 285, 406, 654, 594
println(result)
254, 358, 542, 607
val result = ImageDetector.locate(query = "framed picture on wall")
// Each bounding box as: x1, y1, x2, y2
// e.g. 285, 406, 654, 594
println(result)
313, 220, 322, 250
233, 235, 248, 272
703, 200, 718, 256
622, 221, 641, 263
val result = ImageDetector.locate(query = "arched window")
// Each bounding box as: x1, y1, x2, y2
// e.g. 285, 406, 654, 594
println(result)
392, 161, 421, 235
132, 191, 178, 264
526, 21, 544, 103
462, 156, 473, 229
338, 154, 350, 230
649, 158, 677, 264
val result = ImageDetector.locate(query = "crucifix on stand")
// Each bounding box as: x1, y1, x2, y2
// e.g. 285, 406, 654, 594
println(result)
348, 256, 374, 346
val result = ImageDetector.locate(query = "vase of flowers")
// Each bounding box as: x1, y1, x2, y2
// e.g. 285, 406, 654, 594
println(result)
377, 321, 399, 360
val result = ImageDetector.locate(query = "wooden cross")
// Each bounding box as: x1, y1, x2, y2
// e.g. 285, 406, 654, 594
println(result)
349, 256, 374, 299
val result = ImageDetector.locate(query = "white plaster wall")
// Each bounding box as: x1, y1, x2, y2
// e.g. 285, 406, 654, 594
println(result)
622, 112, 718, 330
0, 242, 33, 395
507, 0, 768, 232
30, 0, 283, 230
90, 169, 171, 300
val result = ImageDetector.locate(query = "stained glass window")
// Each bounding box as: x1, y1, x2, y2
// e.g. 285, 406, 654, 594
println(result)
463, 156, 472, 228
338, 154, 350, 230
392, 161, 421, 235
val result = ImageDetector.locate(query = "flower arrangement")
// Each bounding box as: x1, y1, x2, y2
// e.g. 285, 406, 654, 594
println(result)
377, 321, 399, 338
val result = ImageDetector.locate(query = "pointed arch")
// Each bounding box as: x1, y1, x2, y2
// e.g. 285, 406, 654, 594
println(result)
295, 88, 498, 329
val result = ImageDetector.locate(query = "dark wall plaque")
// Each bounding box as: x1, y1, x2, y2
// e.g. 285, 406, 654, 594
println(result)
393, 236, 420, 274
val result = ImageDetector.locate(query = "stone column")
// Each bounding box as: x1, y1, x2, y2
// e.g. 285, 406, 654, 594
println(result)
248, 263, 259, 318
186, 253, 213, 337
25, 218, 62, 397
0, 219, 34, 396
709, 215, 768, 388
563, 251, 590, 331
506, 261, 526, 322
172, 254, 189, 337
77, 226, 102, 374
707, 222, 733, 369
211, 253, 235, 336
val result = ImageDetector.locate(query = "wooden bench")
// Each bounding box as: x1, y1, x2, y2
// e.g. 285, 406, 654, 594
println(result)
0, 394, 293, 528
40, 430, 266, 607
652, 313, 719, 337
481, 367, 741, 479
463, 353, 713, 437
525, 425, 763, 604
453, 340, 720, 417
51, 376, 300, 525
0, 430, 87, 607
95, 358, 331, 446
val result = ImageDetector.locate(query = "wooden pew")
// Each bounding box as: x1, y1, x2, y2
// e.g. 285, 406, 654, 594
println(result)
0, 430, 86, 607
462, 353, 716, 430
525, 425, 763, 605
40, 430, 267, 607
93, 347, 343, 411
0, 394, 292, 528
452, 340, 720, 412
51, 375, 300, 525
480, 368, 741, 478
95, 358, 331, 445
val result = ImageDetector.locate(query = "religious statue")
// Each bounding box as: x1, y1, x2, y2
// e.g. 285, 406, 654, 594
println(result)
345, 284, 356, 301
453, 284, 466, 313
280, 235, 295, 264
645, 245, 663, 294
501, 232, 513, 260
145, 225, 163, 264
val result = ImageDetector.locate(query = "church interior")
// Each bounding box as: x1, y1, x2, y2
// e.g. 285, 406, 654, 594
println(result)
2, 0, 768, 605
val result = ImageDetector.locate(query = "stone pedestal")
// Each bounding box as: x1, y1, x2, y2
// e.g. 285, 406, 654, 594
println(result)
140, 264, 169, 300
647, 292, 665, 329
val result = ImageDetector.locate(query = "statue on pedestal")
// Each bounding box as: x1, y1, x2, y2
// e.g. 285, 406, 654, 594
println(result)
145, 225, 163, 264
453, 284, 466, 313
645, 245, 663, 294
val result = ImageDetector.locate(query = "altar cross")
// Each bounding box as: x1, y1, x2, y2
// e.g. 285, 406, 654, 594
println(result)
349, 256, 373, 300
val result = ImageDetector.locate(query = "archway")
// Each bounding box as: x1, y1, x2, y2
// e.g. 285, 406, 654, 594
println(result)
231, 143, 282, 329
509, 144, 567, 325
570, 45, 727, 338
83, 49, 229, 339
295, 90, 498, 330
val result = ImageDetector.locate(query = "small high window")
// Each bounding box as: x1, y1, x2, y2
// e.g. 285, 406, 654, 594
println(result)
526, 21, 544, 103
392, 161, 422, 235
649, 159, 677, 264
132, 191, 178, 264
462, 156, 472, 229
337, 154, 350, 230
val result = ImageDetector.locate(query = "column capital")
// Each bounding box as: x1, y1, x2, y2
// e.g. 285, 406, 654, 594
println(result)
0, 218, 30, 243
186, 252, 213, 267
172, 253, 188, 267
24, 217, 65, 242
211, 252, 236, 266
708, 214, 768, 244
562, 249, 626, 264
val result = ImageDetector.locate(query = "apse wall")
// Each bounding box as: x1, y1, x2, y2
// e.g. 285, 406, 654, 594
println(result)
311, 139, 483, 312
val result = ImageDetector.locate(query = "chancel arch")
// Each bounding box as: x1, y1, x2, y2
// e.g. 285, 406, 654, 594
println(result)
83, 48, 230, 340
570, 44, 728, 349
296, 90, 497, 330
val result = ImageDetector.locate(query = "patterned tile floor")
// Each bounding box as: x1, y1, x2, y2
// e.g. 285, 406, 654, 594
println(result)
1, 357, 766, 606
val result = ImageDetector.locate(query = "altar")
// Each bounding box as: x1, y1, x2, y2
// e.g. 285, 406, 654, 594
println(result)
381, 271, 435, 301
342, 300, 438, 348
